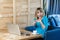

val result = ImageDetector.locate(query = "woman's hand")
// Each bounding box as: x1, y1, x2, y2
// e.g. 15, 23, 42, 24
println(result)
36, 19, 45, 29
36, 19, 41, 22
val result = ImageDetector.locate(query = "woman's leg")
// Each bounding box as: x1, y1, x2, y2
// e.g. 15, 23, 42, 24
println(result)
25, 26, 36, 32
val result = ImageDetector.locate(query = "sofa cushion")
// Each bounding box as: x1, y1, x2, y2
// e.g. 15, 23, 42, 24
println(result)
48, 17, 57, 27
48, 14, 60, 28
54, 16, 60, 27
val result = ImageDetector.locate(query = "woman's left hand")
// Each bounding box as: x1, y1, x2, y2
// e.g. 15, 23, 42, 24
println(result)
37, 19, 41, 22
37, 19, 45, 29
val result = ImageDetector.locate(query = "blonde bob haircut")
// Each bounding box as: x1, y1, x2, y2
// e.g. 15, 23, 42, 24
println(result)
35, 7, 45, 17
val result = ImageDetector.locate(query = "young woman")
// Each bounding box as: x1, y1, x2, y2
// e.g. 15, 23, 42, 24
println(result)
33, 7, 49, 37
25, 7, 49, 38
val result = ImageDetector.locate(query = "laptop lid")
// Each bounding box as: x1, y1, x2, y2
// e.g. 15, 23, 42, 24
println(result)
7, 23, 21, 35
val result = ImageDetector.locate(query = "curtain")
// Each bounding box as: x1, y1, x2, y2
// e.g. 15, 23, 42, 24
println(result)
44, 0, 60, 15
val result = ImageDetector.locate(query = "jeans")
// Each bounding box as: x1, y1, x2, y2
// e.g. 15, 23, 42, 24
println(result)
25, 26, 36, 32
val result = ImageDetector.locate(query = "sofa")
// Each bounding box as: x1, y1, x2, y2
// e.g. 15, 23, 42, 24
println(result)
44, 29, 60, 40
44, 14, 60, 40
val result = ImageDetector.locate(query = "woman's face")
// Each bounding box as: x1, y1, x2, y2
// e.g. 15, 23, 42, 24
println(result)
37, 10, 43, 17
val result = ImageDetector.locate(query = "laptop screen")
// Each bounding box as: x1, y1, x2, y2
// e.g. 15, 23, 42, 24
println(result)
7, 23, 21, 35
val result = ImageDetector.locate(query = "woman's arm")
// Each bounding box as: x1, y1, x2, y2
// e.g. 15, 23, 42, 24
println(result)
32, 18, 45, 29
37, 16, 48, 29
39, 20, 45, 29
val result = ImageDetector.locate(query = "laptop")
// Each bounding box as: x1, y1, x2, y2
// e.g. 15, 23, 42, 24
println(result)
7, 23, 21, 35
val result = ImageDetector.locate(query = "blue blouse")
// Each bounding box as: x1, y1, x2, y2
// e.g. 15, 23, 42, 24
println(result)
34, 16, 49, 37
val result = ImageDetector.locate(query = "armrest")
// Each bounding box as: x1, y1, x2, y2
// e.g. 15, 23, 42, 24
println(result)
44, 29, 60, 40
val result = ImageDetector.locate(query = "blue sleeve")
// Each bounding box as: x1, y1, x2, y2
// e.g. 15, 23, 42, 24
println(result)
42, 16, 49, 31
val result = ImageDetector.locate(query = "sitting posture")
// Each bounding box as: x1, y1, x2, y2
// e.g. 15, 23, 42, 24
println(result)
33, 7, 49, 37
25, 7, 49, 38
